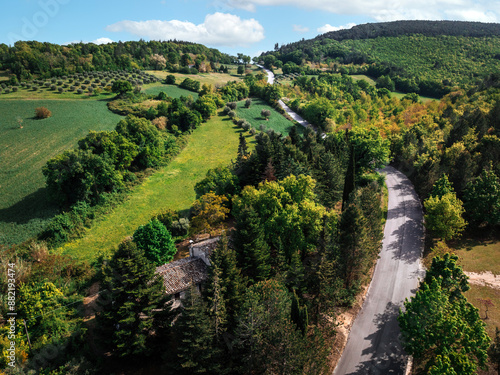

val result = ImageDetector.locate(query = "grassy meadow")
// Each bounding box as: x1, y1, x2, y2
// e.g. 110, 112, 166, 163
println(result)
0, 100, 122, 245
146, 65, 259, 86
141, 83, 199, 99
234, 98, 304, 136
59, 113, 248, 260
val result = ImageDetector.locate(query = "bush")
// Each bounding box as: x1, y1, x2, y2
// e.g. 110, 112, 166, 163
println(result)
171, 218, 190, 237
261, 109, 271, 120
228, 110, 236, 118
245, 98, 252, 108
227, 102, 237, 110
165, 74, 176, 84
35, 107, 52, 119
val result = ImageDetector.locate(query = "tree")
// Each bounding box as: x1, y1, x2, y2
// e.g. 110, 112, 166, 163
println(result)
233, 206, 271, 282
398, 278, 490, 374
133, 219, 177, 265
237, 65, 245, 75
489, 327, 500, 375
463, 167, 500, 227
190, 192, 230, 234
115, 115, 165, 168
165, 74, 176, 84
43, 149, 123, 205
423, 253, 469, 301
194, 166, 240, 200
97, 239, 167, 357
77, 130, 139, 170
235, 279, 309, 374
424, 192, 467, 241
150, 54, 166, 70
430, 174, 455, 198
112, 80, 133, 95
261, 109, 271, 120
173, 286, 226, 374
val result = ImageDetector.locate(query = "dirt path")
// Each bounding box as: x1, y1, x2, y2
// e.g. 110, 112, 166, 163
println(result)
465, 271, 500, 289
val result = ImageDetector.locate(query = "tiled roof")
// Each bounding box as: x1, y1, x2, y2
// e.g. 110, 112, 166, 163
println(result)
155, 257, 208, 295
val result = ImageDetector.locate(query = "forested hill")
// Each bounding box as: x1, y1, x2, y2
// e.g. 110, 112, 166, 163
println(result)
0, 39, 235, 80
261, 20, 500, 97
318, 20, 500, 42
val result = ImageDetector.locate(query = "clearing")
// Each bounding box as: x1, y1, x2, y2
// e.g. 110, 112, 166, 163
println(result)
235, 98, 304, 136
141, 83, 199, 99
0, 99, 122, 245
59, 113, 246, 260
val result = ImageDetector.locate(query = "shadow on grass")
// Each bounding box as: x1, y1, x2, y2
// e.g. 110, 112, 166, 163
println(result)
0, 187, 59, 225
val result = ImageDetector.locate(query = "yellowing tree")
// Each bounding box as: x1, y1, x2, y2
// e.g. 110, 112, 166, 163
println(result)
424, 192, 467, 241
191, 192, 230, 235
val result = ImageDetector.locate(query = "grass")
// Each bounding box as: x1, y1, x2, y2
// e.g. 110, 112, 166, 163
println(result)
59, 113, 247, 260
146, 65, 260, 87
0, 86, 116, 100
141, 83, 199, 99
234, 98, 304, 136
465, 284, 500, 338
453, 238, 500, 275
0, 100, 123, 246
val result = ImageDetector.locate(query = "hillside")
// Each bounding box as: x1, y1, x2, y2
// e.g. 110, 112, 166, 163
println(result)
261, 20, 500, 96
0, 39, 235, 81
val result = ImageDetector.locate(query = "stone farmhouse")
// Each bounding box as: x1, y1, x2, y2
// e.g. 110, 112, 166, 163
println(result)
155, 237, 219, 301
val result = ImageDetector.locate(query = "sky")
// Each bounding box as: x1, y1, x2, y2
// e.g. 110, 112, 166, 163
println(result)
2, 0, 499, 57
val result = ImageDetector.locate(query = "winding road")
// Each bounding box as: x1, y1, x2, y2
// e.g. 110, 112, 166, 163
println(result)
257, 65, 425, 374
334, 167, 424, 374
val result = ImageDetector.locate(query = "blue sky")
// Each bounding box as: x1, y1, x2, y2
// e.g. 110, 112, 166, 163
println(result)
2, 0, 499, 57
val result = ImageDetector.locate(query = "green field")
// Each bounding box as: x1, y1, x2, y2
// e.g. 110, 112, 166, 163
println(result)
235, 98, 304, 136
147, 65, 259, 86
141, 83, 199, 99
0, 100, 123, 245
59, 114, 246, 260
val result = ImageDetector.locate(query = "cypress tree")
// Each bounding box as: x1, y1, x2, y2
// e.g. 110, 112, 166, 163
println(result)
233, 207, 271, 283
342, 143, 355, 211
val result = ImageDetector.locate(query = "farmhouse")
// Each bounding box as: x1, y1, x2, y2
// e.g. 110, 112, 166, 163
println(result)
155, 237, 219, 301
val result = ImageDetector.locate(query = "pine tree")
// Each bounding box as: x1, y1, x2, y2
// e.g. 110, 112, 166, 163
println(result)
97, 239, 167, 357
233, 207, 271, 283
174, 286, 226, 374
263, 158, 277, 181
291, 291, 309, 335
237, 132, 248, 162
208, 235, 246, 326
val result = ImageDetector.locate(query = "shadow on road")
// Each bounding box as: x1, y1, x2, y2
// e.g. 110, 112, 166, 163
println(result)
388, 219, 423, 265
346, 302, 407, 375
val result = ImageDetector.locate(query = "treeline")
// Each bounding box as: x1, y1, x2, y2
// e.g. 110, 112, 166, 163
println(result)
0, 39, 235, 81
260, 21, 500, 96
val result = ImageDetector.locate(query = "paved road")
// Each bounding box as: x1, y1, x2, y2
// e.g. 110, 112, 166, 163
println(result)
256, 64, 314, 130
255, 64, 425, 374
334, 166, 425, 375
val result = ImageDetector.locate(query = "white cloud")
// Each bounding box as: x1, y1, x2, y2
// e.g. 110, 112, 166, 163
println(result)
106, 13, 265, 47
317, 22, 356, 34
293, 24, 309, 32
92, 37, 114, 45
221, 0, 500, 22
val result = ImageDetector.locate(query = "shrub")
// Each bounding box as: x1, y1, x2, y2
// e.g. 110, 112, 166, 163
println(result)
165, 74, 176, 84
152, 116, 168, 131
227, 102, 237, 110
171, 218, 190, 237
250, 127, 256, 135
261, 109, 271, 120
58, 87, 64, 93
228, 110, 236, 118
245, 98, 252, 108
50, 84, 56, 90
35, 107, 52, 119
12, 86, 18, 92
77, 89, 83, 94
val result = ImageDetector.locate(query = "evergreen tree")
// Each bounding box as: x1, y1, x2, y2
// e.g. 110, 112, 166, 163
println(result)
338, 199, 370, 289
233, 207, 271, 283
174, 286, 226, 374
236, 132, 248, 165
97, 239, 167, 357
291, 291, 309, 335
341, 143, 355, 211
489, 327, 500, 375
208, 235, 246, 326
430, 173, 454, 198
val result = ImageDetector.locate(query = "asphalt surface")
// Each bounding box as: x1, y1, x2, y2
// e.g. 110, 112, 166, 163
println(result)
334, 166, 425, 375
